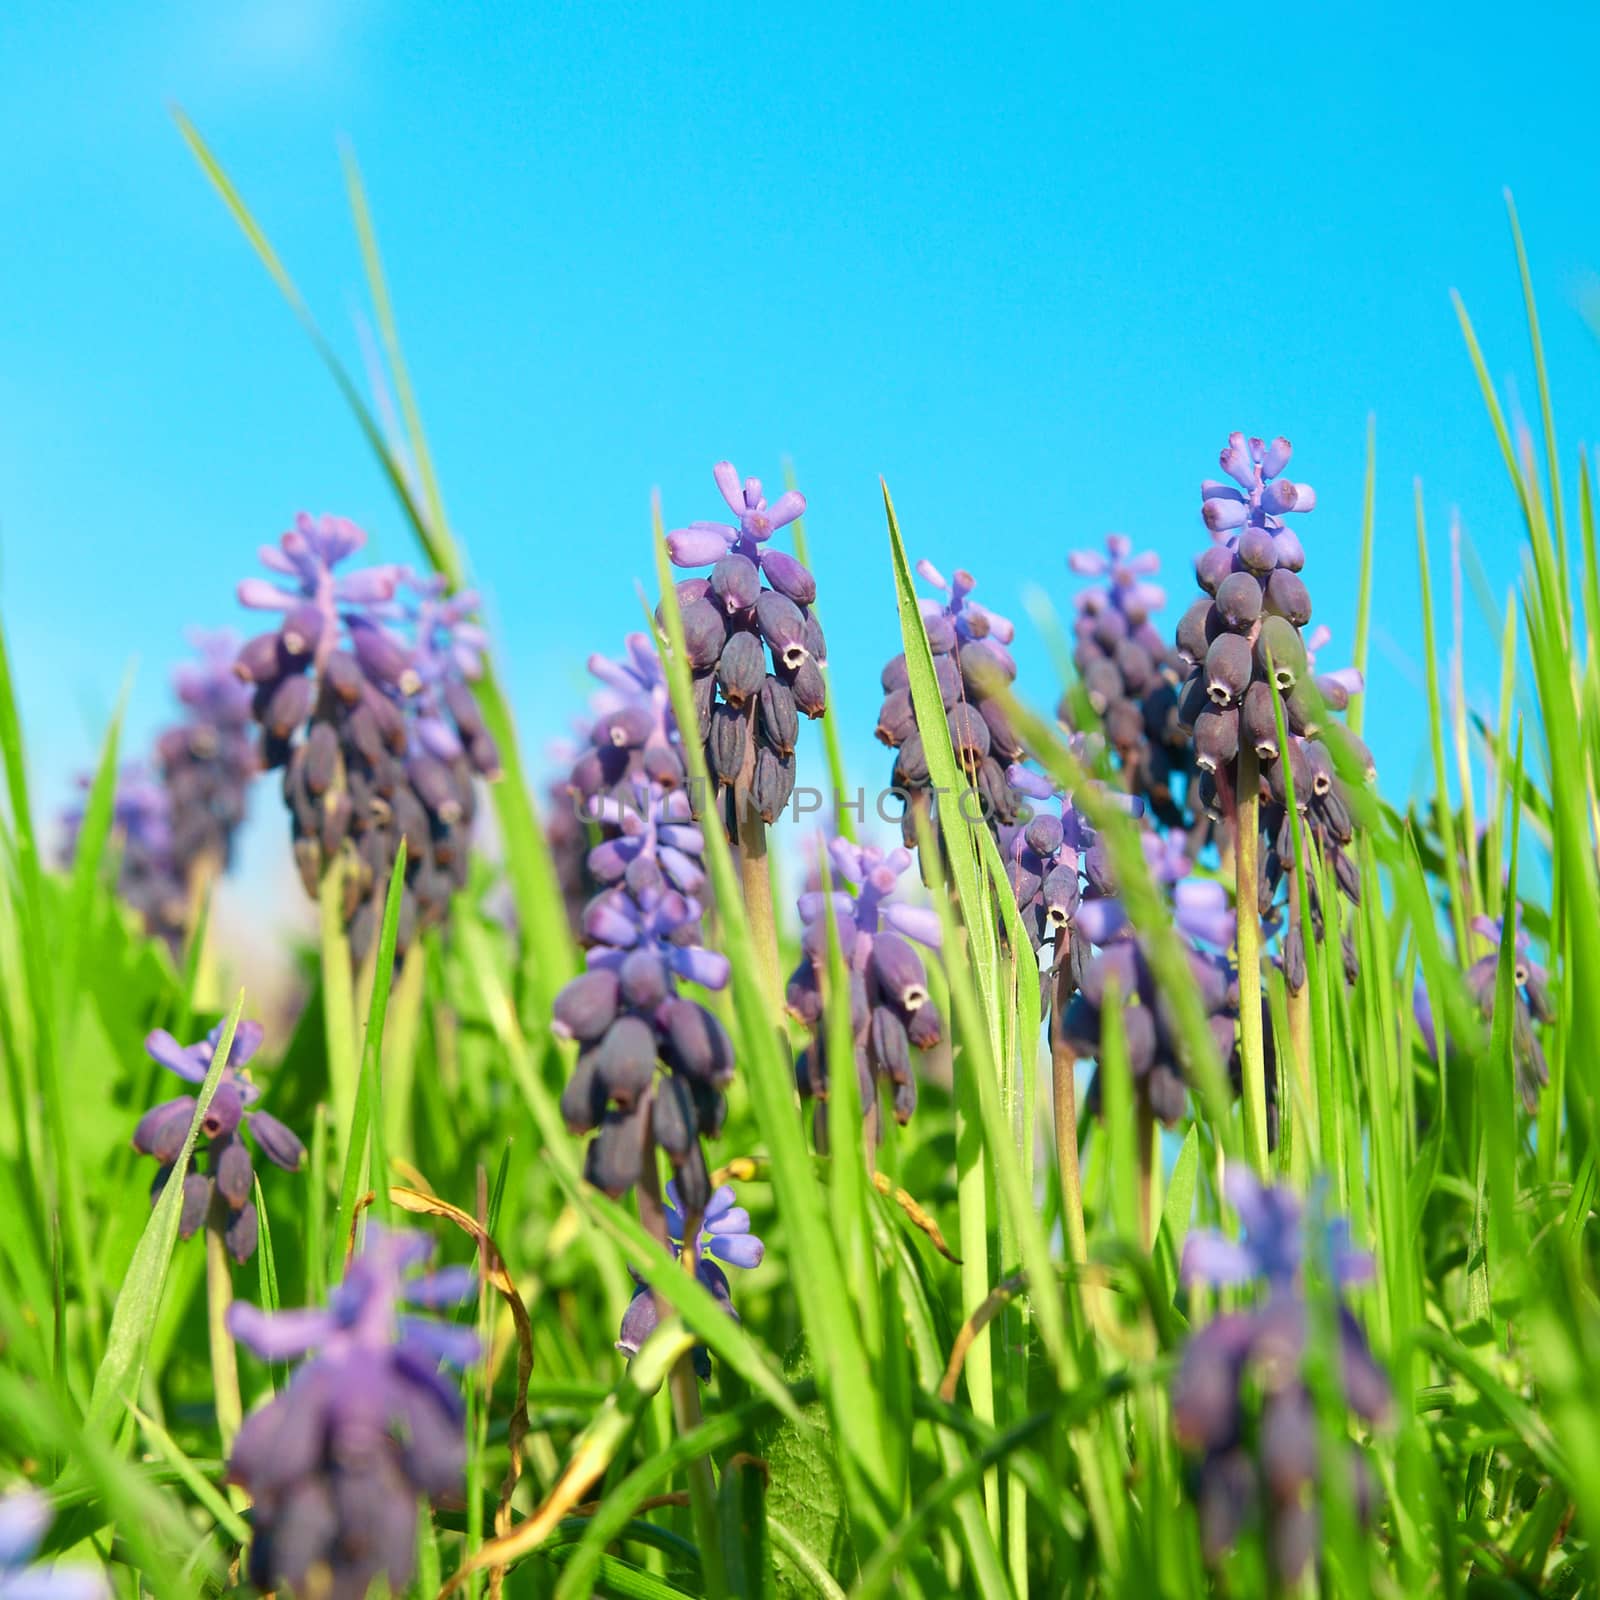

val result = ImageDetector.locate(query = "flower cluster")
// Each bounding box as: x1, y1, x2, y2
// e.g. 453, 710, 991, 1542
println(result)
60, 766, 187, 948
227, 1226, 477, 1600
59, 633, 258, 954
156, 630, 258, 884
131, 1020, 303, 1263
1056, 834, 1247, 1131
786, 837, 944, 1143
1174, 435, 1373, 987
1175, 1171, 1389, 1581
1416, 914, 1554, 1111
664, 462, 824, 827
876, 561, 1027, 849
998, 757, 1147, 971
0, 1491, 110, 1600
234, 516, 495, 959
616, 1181, 764, 1379
1063, 535, 1198, 831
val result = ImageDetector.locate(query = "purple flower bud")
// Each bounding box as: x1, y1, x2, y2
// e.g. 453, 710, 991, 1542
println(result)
134, 1097, 198, 1164
179, 1172, 212, 1238
1213, 572, 1262, 632
717, 630, 766, 707
659, 998, 735, 1086
585, 1106, 649, 1197
234, 632, 290, 687
347, 618, 421, 696
251, 1111, 306, 1172
755, 592, 808, 669
871, 932, 929, 1011
678, 599, 727, 671
759, 548, 817, 605
594, 1015, 658, 1108
785, 658, 827, 719
216, 1138, 254, 1208
1265, 568, 1312, 627
652, 1073, 699, 1158
711, 553, 763, 615
1194, 708, 1240, 773
553, 969, 622, 1042
1204, 633, 1253, 707
752, 746, 796, 822
946, 702, 991, 770
758, 676, 799, 756
1175, 596, 1213, 664
709, 702, 747, 786
668, 523, 735, 567
1239, 681, 1279, 760
1255, 616, 1304, 689
1194, 544, 1236, 596
1236, 525, 1279, 575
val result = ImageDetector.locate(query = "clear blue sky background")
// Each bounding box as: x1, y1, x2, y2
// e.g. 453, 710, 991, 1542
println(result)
4, 1, 1599, 926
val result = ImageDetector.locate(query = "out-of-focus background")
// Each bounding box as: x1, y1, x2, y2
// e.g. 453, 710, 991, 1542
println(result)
4, 0, 1599, 964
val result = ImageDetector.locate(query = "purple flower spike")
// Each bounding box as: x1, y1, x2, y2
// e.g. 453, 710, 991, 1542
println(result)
877, 560, 1026, 851
131, 1019, 302, 1264
787, 834, 945, 1141
0, 1490, 110, 1600
228, 1225, 477, 1600
1173, 1172, 1387, 1582
553, 638, 733, 1212
1174, 436, 1375, 996
662, 461, 823, 822
615, 1181, 764, 1377
1451, 912, 1553, 1110
1062, 529, 1201, 833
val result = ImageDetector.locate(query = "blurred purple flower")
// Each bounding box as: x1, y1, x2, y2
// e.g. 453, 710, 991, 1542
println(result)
227, 1225, 477, 1600
132, 1018, 303, 1264
0, 1490, 109, 1600
787, 836, 945, 1136
1173, 1171, 1387, 1582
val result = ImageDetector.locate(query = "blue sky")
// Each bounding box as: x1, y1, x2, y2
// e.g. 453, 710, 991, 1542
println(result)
3, 0, 1599, 929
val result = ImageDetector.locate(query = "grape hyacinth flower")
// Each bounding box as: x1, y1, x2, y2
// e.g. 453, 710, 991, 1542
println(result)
567, 633, 687, 808
1062, 534, 1198, 830
998, 758, 1146, 969
554, 791, 732, 1214
785, 837, 944, 1143
1462, 914, 1553, 1110
1174, 1169, 1389, 1581
616, 1181, 764, 1379
1175, 435, 1373, 872
60, 765, 187, 950
227, 1226, 477, 1600
131, 1019, 304, 1264
1059, 895, 1243, 1131
61, 634, 260, 956
0, 1490, 110, 1600
663, 461, 824, 827
157, 630, 259, 883
876, 561, 1027, 851
234, 514, 490, 959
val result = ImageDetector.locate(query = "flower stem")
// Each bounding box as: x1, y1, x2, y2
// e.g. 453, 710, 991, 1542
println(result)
205, 1218, 243, 1464
733, 702, 782, 1021
1286, 872, 1313, 1148
318, 864, 359, 1167
1234, 747, 1270, 1175
637, 1139, 728, 1600
1050, 961, 1088, 1267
